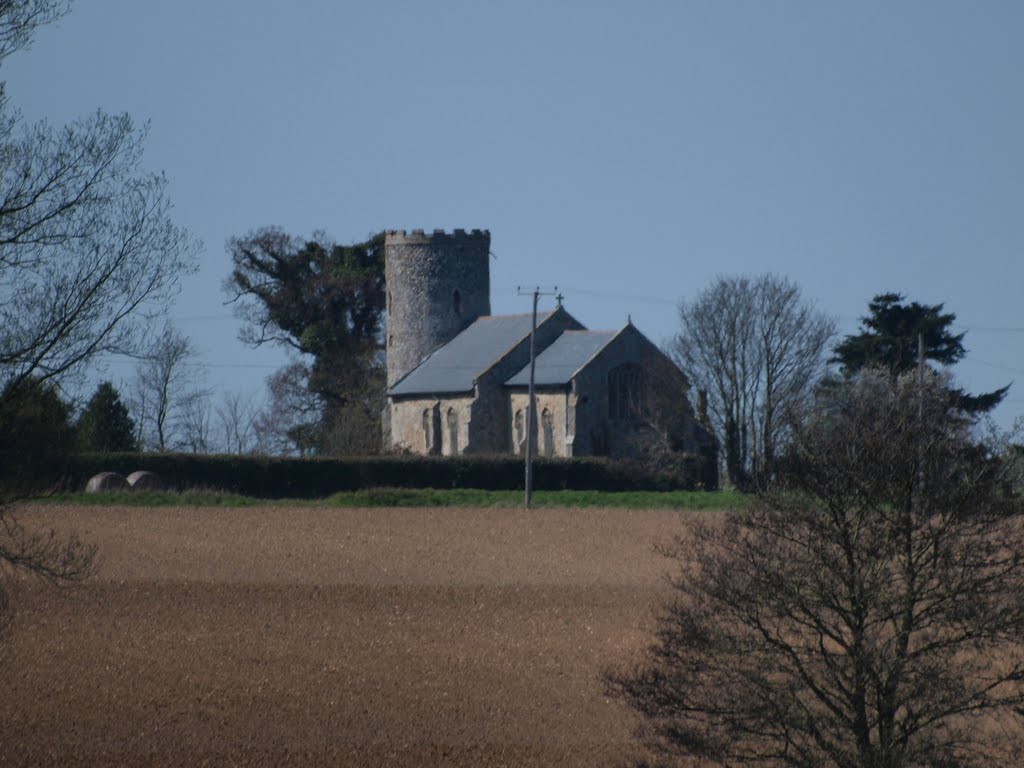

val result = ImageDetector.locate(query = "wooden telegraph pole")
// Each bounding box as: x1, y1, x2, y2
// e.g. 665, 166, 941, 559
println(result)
516, 286, 558, 508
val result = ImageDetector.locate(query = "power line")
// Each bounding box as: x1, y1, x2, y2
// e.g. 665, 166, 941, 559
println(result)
172, 313, 238, 322
969, 358, 1024, 375
91, 355, 283, 371
561, 288, 1024, 333
560, 287, 677, 306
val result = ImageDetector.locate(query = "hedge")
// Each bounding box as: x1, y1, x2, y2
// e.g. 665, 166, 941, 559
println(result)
67, 451, 717, 499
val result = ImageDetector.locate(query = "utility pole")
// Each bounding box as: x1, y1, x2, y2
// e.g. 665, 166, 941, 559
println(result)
516, 285, 558, 508
917, 331, 926, 494
918, 332, 926, 408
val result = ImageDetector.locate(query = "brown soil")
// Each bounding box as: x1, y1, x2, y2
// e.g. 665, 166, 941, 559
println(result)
2, 505, 699, 767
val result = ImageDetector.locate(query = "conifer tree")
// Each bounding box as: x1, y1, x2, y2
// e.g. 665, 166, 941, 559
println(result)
832, 293, 1008, 413
76, 381, 136, 452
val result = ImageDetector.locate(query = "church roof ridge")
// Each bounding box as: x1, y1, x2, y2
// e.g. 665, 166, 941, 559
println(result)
473, 306, 578, 385
505, 327, 618, 388
388, 308, 571, 397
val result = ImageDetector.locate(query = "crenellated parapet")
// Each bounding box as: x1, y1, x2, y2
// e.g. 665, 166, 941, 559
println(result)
385, 228, 490, 244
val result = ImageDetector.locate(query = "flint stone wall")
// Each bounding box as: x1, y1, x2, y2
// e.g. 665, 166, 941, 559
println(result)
389, 396, 474, 456
385, 229, 491, 389
508, 391, 571, 457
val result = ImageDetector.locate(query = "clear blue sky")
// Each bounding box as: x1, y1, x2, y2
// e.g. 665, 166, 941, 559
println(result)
6, 0, 1023, 428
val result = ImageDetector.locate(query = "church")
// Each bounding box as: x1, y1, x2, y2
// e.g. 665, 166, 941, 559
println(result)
382, 229, 714, 461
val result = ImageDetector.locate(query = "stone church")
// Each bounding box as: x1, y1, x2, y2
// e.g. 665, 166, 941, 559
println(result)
382, 229, 714, 460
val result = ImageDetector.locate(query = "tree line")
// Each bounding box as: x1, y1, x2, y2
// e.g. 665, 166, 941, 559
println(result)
224, 235, 1014, 485
672, 281, 1010, 489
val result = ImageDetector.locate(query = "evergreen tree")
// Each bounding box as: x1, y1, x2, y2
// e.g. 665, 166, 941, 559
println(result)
224, 228, 386, 454
832, 293, 1008, 413
76, 381, 136, 452
0, 377, 74, 499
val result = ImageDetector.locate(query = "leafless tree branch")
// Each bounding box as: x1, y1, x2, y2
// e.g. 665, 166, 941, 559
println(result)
670, 274, 836, 487
607, 369, 1024, 767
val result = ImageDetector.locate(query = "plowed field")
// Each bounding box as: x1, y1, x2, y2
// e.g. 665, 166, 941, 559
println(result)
2, 505, 698, 767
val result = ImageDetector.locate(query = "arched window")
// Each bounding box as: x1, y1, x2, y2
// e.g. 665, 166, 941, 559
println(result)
452, 289, 462, 316
446, 407, 459, 454
422, 409, 431, 452
541, 408, 554, 457
608, 364, 645, 420
514, 409, 524, 455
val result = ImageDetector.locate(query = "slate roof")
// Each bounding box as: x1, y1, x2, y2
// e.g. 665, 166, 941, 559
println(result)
505, 330, 617, 387
388, 312, 555, 396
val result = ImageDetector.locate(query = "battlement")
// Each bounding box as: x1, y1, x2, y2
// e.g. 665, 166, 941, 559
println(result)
385, 228, 490, 245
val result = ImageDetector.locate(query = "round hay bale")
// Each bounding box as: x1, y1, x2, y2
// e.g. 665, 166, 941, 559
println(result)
85, 471, 129, 493
127, 470, 163, 492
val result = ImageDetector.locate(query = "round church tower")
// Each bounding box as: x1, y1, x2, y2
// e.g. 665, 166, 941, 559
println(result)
385, 229, 491, 388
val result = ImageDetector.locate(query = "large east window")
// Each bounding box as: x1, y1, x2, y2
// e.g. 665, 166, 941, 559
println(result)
608, 364, 645, 420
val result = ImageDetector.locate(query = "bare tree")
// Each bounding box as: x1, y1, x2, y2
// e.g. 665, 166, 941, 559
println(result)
127, 371, 151, 450
1, 0, 192, 645
670, 274, 835, 487
131, 324, 208, 451
0, 111, 200, 395
216, 390, 256, 454
1008, 418, 1024, 496
178, 389, 211, 453
0, 2, 199, 399
607, 369, 1024, 767
0, 509, 95, 656
0, 0, 69, 62
252, 361, 321, 456
250, 359, 388, 457
248, 357, 384, 456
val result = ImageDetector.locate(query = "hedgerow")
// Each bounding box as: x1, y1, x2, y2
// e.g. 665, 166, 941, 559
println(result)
67, 452, 716, 499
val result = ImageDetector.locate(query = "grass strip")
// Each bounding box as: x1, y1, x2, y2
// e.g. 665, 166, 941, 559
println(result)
36, 487, 747, 510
